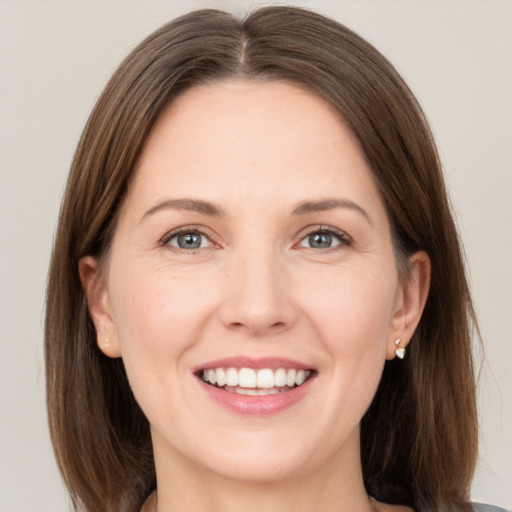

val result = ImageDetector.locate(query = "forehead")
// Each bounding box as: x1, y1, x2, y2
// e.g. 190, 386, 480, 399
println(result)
139, 80, 354, 165
125, 80, 384, 221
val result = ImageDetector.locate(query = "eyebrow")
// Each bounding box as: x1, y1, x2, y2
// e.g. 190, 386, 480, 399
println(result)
140, 197, 372, 225
292, 198, 373, 225
141, 198, 225, 222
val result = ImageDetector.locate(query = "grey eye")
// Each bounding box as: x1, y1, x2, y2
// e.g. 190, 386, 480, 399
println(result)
309, 233, 333, 248
168, 232, 209, 250
299, 230, 343, 249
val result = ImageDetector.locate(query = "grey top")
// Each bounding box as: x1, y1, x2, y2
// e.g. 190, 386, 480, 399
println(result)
473, 504, 510, 512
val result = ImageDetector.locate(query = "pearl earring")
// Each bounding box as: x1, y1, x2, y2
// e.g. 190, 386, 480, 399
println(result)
394, 338, 405, 359
99, 338, 110, 354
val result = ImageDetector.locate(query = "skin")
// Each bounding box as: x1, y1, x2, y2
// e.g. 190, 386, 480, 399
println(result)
80, 81, 430, 512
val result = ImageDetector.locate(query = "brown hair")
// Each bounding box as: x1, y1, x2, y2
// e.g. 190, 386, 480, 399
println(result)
45, 6, 478, 512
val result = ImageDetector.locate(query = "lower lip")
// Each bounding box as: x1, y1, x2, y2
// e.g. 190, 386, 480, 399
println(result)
198, 377, 315, 416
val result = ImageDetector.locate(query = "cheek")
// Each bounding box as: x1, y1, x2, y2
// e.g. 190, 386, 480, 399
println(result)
300, 261, 395, 406
106, 262, 222, 424
300, 261, 398, 351
107, 260, 220, 388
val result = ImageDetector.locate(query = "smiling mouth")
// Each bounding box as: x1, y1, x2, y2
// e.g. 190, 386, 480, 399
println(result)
198, 367, 314, 396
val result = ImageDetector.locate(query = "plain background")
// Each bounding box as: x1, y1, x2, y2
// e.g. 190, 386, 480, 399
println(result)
0, 1, 511, 510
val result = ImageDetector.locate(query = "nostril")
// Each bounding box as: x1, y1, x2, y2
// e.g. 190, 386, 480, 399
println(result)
229, 320, 287, 332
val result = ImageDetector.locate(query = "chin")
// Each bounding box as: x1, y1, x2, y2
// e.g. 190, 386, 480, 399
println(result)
181, 423, 352, 485
201, 450, 312, 484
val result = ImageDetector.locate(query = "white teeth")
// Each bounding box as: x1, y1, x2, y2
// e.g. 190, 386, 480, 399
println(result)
224, 386, 289, 395
239, 368, 256, 388
207, 369, 217, 385
274, 368, 287, 387
237, 387, 258, 395
286, 369, 296, 387
257, 387, 280, 395
295, 369, 306, 386
256, 369, 274, 388
201, 367, 312, 391
216, 368, 227, 387
226, 367, 238, 387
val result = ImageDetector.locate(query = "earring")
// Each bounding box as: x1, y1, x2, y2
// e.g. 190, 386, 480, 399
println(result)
98, 338, 110, 354
394, 338, 406, 359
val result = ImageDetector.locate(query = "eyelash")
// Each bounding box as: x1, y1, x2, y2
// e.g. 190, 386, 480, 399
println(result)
160, 226, 216, 251
160, 225, 352, 252
297, 226, 352, 250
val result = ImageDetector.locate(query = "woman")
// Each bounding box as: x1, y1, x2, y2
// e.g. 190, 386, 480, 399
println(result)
44, 6, 504, 512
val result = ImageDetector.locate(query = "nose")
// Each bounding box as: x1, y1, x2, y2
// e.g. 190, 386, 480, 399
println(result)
219, 247, 298, 337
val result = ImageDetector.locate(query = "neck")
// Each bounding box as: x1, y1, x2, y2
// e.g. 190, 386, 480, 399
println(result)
150, 429, 374, 512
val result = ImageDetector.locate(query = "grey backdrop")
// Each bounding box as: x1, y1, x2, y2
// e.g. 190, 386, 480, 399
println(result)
0, 1, 511, 510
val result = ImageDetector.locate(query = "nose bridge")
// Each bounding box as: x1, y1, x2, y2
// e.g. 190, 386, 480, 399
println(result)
221, 239, 295, 335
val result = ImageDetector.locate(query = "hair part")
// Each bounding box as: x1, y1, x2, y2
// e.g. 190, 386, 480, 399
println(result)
45, 7, 478, 511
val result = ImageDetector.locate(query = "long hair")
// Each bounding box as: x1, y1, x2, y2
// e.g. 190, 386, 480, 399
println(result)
45, 7, 478, 511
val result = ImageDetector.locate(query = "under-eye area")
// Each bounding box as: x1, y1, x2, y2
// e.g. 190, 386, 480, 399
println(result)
197, 367, 315, 395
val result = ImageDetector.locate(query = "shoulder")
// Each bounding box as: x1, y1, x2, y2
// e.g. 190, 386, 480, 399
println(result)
472, 503, 510, 512
372, 499, 509, 512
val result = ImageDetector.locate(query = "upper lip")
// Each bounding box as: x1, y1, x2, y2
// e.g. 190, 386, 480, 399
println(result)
195, 356, 313, 372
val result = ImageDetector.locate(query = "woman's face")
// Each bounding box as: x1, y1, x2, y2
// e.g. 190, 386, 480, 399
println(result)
83, 81, 426, 484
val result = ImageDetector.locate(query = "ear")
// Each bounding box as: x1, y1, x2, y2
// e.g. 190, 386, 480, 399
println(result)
386, 251, 431, 360
79, 256, 122, 358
